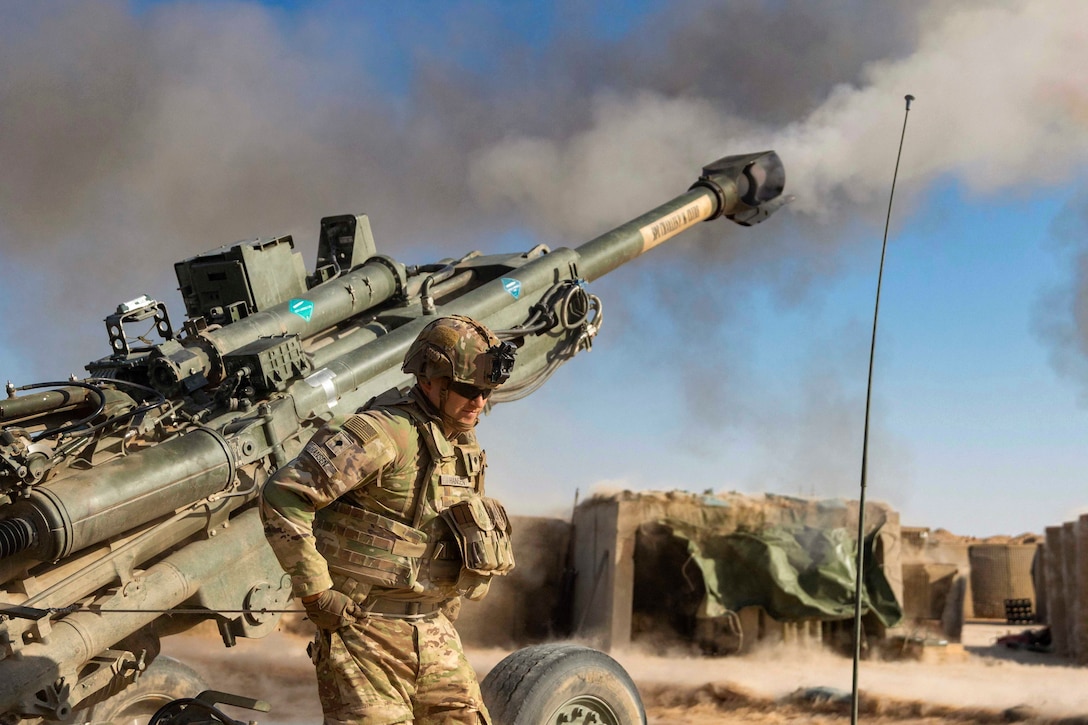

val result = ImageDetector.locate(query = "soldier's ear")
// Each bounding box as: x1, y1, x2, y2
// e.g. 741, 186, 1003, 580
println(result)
417, 376, 447, 400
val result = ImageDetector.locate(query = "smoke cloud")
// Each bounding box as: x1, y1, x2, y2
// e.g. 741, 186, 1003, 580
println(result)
1, 0, 1086, 510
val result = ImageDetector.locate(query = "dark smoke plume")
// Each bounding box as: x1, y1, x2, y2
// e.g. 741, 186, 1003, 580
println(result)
2, 0, 1086, 510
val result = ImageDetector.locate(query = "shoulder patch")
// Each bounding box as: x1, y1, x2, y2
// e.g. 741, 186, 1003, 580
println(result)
322, 431, 353, 458
343, 415, 379, 445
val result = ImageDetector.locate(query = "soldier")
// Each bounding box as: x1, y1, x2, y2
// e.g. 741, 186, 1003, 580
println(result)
260, 315, 517, 724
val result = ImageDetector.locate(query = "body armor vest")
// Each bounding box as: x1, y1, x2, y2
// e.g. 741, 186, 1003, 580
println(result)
313, 390, 515, 602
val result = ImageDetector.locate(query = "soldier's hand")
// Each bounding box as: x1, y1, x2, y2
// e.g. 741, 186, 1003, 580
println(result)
301, 589, 359, 630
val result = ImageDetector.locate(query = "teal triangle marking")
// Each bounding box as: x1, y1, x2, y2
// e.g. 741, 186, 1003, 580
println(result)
289, 299, 314, 322
501, 277, 521, 300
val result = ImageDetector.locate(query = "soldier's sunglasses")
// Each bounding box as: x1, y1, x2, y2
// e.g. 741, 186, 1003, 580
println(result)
448, 380, 492, 400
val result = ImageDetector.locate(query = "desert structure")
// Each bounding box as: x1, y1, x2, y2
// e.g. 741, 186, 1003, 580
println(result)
456, 489, 1053, 662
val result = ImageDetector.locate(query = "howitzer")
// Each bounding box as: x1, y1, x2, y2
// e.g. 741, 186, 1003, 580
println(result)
0, 151, 786, 724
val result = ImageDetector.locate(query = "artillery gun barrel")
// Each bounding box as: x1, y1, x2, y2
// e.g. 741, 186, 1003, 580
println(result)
287, 150, 787, 417
575, 150, 787, 281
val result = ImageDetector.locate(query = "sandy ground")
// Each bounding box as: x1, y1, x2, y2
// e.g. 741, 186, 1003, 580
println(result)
162, 621, 1088, 724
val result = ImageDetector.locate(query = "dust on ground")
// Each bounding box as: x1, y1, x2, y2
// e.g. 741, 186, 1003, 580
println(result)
162, 622, 1088, 724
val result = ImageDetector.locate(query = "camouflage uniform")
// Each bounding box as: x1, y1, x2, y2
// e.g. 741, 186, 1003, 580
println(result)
261, 316, 515, 725
310, 609, 483, 723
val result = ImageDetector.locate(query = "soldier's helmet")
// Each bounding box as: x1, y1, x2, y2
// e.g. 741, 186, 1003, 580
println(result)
402, 315, 516, 389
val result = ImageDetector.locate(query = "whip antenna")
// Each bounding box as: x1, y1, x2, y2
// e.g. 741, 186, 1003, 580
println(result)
850, 93, 915, 725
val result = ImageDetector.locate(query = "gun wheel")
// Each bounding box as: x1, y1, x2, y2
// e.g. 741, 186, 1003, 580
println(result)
480, 644, 646, 725
83, 656, 207, 725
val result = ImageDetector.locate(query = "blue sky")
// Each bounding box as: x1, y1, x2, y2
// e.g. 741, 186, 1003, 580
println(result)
2, 1, 1086, 537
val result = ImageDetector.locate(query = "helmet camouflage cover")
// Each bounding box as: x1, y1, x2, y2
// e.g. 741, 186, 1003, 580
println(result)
402, 315, 515, 388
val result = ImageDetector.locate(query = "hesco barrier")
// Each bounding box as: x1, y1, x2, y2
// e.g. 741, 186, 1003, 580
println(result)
902, 562, 958, 621
968, 543, 1039, 620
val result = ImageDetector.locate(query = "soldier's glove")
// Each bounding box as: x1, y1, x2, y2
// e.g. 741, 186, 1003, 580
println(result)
302, 589, 360, 631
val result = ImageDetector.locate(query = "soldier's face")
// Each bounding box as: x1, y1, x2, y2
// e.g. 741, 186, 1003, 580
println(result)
442, 381, 487, 426
421, 377, 487, 426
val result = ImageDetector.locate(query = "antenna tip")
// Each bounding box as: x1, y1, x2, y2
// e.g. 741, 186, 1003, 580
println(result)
905, 94, 915, 110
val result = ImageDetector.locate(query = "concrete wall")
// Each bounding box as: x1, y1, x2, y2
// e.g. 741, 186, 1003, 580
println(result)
1042, 514, 1088, 663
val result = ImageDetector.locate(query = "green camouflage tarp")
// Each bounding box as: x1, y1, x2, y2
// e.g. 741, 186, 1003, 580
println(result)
667, 522, 902, 627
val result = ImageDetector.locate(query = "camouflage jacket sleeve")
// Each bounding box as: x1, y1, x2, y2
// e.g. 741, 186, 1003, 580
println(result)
259, 413, 400, 597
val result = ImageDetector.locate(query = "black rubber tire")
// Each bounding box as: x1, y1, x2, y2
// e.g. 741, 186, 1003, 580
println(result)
83, 656, 208, 725
481, 644, 646, 725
